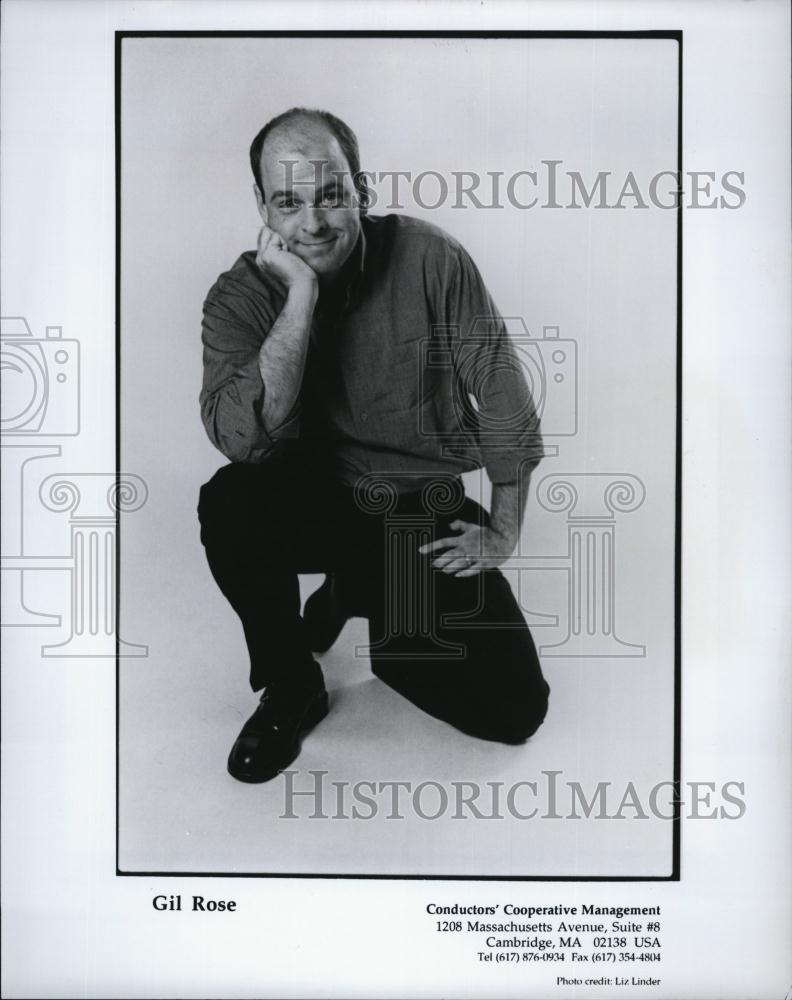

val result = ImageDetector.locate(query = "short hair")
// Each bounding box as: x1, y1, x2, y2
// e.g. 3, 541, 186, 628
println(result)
249, 107, 370, 213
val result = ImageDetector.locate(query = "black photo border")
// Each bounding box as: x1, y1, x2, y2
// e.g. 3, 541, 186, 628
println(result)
115, 29, 683, 882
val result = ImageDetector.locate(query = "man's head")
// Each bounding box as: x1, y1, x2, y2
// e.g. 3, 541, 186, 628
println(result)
250, 108, 368, 277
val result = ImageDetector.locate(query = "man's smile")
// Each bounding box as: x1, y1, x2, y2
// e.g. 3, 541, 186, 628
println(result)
297, 236, 338, 249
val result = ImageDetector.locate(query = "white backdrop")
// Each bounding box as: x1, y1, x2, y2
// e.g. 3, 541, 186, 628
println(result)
118, 35, 678, 876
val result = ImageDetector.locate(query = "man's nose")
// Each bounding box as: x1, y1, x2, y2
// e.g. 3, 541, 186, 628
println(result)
300, 206, 327, 234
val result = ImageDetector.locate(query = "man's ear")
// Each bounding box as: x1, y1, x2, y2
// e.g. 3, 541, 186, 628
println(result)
253, 184, 268, 224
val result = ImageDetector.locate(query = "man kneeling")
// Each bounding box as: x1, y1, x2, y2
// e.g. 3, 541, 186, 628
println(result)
197, 108, 550, 783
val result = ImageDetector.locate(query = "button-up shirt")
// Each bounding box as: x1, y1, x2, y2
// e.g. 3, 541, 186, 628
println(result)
200, 213, 544, 489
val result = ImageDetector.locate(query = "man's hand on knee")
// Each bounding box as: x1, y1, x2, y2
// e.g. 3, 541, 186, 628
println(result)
418, 519, 516, 577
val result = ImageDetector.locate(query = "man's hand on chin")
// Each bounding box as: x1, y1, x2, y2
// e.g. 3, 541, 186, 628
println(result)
256, 224, 318, 291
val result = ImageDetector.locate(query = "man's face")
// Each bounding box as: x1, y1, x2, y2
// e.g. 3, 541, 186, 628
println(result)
256, 123, 362, 278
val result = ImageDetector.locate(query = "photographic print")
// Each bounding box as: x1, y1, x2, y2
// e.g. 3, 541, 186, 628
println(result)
118, 32, 681, 878
2, 3, 789, 998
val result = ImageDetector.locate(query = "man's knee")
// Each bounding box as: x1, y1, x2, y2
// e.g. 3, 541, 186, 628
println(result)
506, 689, 550, 743
200, 460, 264, 504
481, 678, 550, 745
198, 461, 280, 547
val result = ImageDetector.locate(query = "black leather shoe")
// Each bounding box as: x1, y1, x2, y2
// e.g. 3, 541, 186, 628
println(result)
227, 678, 329, 784
303, 575, 351, 653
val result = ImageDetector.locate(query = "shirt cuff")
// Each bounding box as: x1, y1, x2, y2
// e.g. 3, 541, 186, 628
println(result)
485, 448, 545, 485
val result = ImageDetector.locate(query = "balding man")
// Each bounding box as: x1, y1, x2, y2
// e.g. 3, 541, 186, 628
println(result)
198, 108, 550, 783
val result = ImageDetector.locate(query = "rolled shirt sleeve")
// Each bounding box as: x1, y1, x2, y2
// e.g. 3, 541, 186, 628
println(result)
444, 246, 545, 484
199, 268, 300, 463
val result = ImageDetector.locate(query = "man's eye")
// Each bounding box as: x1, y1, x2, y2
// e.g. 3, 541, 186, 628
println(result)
279, 199, 299, 212
319, 193, 345, 208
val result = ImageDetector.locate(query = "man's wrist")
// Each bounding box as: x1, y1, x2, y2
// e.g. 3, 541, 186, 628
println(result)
488, 522, 518, 550
285, 275, 319, 308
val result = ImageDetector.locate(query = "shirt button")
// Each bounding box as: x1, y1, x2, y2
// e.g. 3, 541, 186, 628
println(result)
361, 411, 368, 422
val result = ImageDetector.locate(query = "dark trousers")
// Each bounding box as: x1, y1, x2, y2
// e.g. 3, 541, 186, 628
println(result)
197, 448, 549, 744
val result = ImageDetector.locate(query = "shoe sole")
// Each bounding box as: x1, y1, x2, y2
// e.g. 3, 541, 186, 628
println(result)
227, 691, 330, 784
